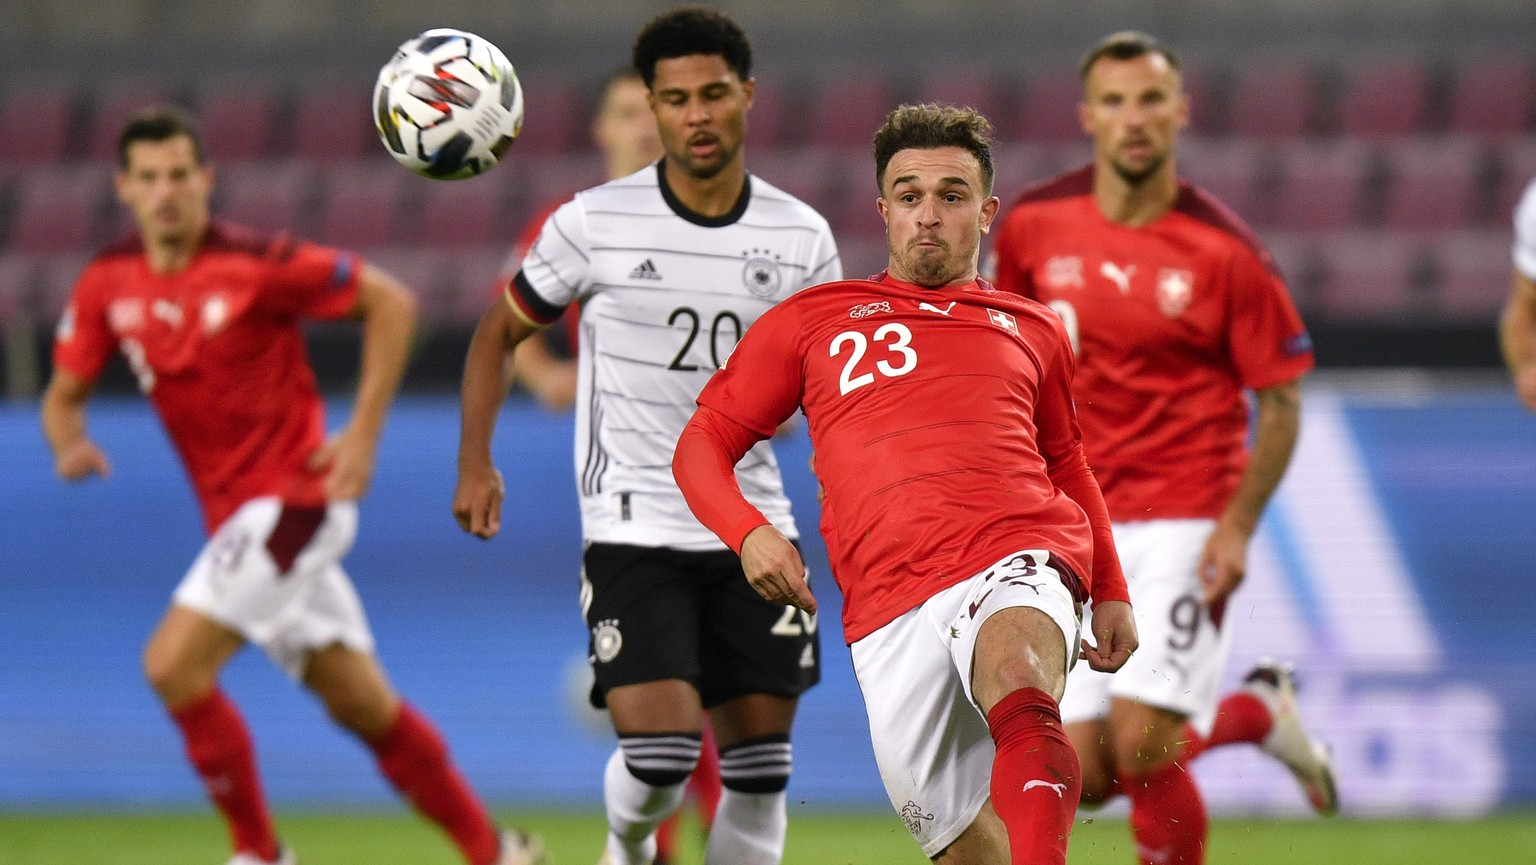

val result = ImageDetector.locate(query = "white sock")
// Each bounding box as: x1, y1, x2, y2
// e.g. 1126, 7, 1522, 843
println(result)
703, 788, 787, 865
602, 748, 685, 865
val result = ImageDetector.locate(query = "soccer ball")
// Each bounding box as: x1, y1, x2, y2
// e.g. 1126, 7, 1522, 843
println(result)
373, 28, 524, 179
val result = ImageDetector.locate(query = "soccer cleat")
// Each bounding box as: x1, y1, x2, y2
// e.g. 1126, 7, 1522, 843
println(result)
498, 827, 549, 865
1243, 659, 1340, 816
226, 846, 296, 865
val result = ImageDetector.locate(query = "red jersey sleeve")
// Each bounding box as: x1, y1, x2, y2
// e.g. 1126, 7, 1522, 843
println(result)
694, 304, 805, 437
1225, 249, 1314, 390
1033, 316, 1130, 606
257, 235, 363, 321
51, 265, 117, 382
674, 406, 774, 552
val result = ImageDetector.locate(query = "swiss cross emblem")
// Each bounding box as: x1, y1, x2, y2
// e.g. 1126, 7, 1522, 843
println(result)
988, 308, 1018, 335
1156, 268, 1194, 317
1044, 256, 1085, 289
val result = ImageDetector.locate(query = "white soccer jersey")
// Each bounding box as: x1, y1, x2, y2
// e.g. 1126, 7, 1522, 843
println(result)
1515, 177, 1536, 281
510, 162, 842, 550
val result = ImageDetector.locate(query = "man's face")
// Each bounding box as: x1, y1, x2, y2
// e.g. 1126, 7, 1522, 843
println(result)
878, 146, 999, 288
648, 54, 753, 181
1079, 53, 1188, 185
115, 135, 212, 245
594, 76, 664, 177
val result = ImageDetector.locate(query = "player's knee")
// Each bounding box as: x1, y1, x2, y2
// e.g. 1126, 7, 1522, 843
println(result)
142, 644, 211, 706
619, 732, 702, 787
719, 733, 793, 794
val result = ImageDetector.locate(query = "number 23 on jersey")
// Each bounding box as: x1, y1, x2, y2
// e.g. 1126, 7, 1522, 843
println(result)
830, 322, 918, 395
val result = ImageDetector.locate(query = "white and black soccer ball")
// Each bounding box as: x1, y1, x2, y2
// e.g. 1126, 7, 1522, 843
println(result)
373, 28, 524, 180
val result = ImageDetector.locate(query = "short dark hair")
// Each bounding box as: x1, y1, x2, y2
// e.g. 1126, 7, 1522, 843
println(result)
1079, 30, 1181, 80
872, 103, 996, 195
631, 6, 753, 89
117, 105, 206, 169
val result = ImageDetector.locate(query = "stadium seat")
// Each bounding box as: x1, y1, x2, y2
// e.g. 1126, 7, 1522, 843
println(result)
989, 141, 1057, 201
194, 80, 282, 161
412, 171, 520, 247
362, 245, 454, 325
33, 252, 92, 324
507, 73, 588, 156
745, 78, 796, 148
1270, 140, 1372, 230
803, 70, 896, 148
1493, 138, 1536, 222
1431, 229, 1516, 320
84, 77, 179, 161
1228, 60, 1316, 138
214, 160, 316, 235
0, 78, 80, 165
450, 245, 518, 327
915, 70, 1005, 134
311, 160, 407, 248
1379, 136, 1487, 230
751, 146, 843, 221
1015, 68, 1084, 143
1256, 231, 1317, 309
1309, 230, 1423, 321
1337, 60, 1430, 138
289, 78, 378, 159
0, 253, 39, 330
1448, 57, 1535, 137
1179, 138, 1267, 226
7, 164, 111, 253
1177, 63, 1221, 137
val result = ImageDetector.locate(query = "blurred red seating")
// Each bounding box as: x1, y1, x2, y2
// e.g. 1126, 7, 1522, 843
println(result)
1449, 57, 1535, 137
916, 71, 1005, 132
290, 78, 377, 159
195, 80, 282, 161
311, 160, 407, 248
1431, 229, 1515, 319
1493, 139, 1536, 222
413, 170, 519, 247
1180, 138, 1266, 226
804, 71, 895, 148
509, 74, 588, 156
1379, 137, 1486, 230
1229, 60, 1316, 138
0, 79, 80, 165
1270, 140, 1372, 230
215, 160, 316, 235
1015, 68, 1082, 143
1337, 60, 1430, 138
1309, 230, 1422, 320
34, 252, 93, 323
85, 78, 177, 161
7, 165, 111, 253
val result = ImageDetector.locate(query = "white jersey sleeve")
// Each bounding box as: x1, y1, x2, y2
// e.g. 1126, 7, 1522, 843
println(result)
1514, 177, 1536, 281
511, 197, 591, 323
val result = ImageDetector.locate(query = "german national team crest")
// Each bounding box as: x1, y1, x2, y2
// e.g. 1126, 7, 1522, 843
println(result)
742, 249, 783, 299
592, 619, 623, 663
1044, 255, 1085, 289
987, 308, 1019, 335
1156, 268, 1195, 317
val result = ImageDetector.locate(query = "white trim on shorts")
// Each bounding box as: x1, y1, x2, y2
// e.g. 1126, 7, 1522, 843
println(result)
850, 549, 1082, 857
1059, 518, 1234, 735
172, 496, 374, 679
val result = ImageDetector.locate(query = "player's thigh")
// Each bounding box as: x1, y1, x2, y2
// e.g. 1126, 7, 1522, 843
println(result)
582, 543, 703, 703
951, 551, 1082, 712
142, 604, 246, 704
695, 546, 819, 709
1105, 519, 1232, 732
849, 584, 993, 860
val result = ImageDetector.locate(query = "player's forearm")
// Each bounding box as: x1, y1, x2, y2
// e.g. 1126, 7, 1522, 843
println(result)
458, 303, 524, 467
1498, 271, 1536, 377
349, 280, 417, 441
1221, 379, 1302, 535
40, 374, 91, 457
674, 408, 771, 553
1049, 449, 1130, 605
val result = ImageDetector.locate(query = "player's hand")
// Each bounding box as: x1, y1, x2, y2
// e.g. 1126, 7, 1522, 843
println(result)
740, 524, 816, 614
310, 426, 377, 502
452, 462, 505, 539
1080, 599, 1137, 673
55, 438, 111, 482
1198, 519, 1251, 606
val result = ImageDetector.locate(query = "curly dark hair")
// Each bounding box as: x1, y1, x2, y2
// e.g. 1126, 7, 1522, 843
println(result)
631, 6, 753, 88
872, 103, 995, 195
118, 105, 206, 168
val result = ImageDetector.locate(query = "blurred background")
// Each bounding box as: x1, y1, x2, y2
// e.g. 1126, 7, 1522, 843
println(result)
1, 0, 1534, 826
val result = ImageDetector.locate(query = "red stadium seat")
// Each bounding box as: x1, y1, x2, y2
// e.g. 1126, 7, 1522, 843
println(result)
0, 253, 39, 330
34, 252, 92, 324
1431, 229, 1515, 320
85, 78, 178, 161
1177, 63, 1221, 137
7, 165, 111, 253
311, 160, 407, 248
745, 80, 796, 148
1337, 60, 1430, 138
750, 146, 843, 222
413, 170, 520, 247
450, 246, 517, 327
1310, 231, 1422, 321
1016, 69, 1084, 143
1448, 57, 1535, 137
915, 70, 1004, 133
1270, 140, 1372, 230
1179, 138, 1267, 226
1256, 231, 1317, 309
508, 73, 588, 156
0, 78, 80, 165
362, 245, 454, 324
194, 80, 281, 161
289, 78, 378, 160
1229, 60, 1316, 138
1493, 139, 1536, 223
989, 141, 1057, 201
804, 71, 896, 148
214, 160, 316, 235
1379, 137, 1487, 230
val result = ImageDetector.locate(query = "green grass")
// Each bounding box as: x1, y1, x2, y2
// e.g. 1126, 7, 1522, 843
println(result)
1, 809, 1533, 865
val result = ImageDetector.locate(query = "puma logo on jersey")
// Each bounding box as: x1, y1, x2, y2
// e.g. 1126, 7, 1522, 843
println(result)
918, 301, 956, 316
151, 299, 184, 328
629, 259, 662, 280
1022, 779, 1068, 797
1100, 261, 1136, 294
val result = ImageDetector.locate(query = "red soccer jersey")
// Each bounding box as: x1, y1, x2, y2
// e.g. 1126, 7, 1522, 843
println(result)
694, 273, 1129, 643
53, 221, 361, 533
990, 166, 1314, 522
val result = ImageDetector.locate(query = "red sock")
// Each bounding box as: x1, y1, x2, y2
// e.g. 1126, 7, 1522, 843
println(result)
1180, 692, 1273, 761
368, 702, 500, 865
986, 688, 1080, 865
1121, 761, 1208, 865
170, 689, 280, 861
692, 724, 722, 827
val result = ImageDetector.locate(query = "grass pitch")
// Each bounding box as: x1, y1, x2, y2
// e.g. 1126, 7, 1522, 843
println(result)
1, 809, 1533, 864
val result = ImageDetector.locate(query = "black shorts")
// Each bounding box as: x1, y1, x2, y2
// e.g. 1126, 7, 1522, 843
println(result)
582, 541, 821, 709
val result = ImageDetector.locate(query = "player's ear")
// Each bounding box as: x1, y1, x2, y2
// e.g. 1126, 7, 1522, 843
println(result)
979, 195, 1000, 234
741, 77, 755, 112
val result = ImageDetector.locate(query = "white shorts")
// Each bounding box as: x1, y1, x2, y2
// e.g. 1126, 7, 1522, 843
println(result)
173, 496, 374, 680
850, 550, 1082, 857
1059, 519, 1233, 735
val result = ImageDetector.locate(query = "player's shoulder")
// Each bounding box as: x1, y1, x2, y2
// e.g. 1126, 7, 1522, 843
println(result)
571, 163, 667, 213
1003, 165, 1095, 215
200, 220, 310, 263
1170, 182, 1281, 276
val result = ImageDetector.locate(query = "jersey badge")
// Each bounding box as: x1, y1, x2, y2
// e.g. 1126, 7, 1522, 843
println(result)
150, 299, 184, 329
848, 301, 892, 319
201, 293, 232, 335
900, 801, 935, 836
108, 298, 146, 334
918, 300, 956, 316
987, 308, 1019, 336
1155, 268, 1194, 317
592, 618, 623, 663
741, 248, 784, 299
628, 258, 663, 281
1100, 261, 1137, 294
1045, 255, 1085, 289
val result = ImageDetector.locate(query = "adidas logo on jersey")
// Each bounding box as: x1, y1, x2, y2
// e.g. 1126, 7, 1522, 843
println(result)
629, 259, 662, 280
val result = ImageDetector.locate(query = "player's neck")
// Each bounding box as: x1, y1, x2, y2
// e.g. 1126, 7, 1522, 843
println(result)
1092, 162, 1179, 228
142, 223, 207, 275
662, 156, 747, 219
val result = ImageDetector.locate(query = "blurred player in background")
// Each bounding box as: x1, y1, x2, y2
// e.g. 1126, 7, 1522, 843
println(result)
989, 30, 1333, 864
497, 66, 723, 865
41, 107, 544, 865
454, 8, 840, 865
674, 103, 1137, 865
1500, 175, 1536, 411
